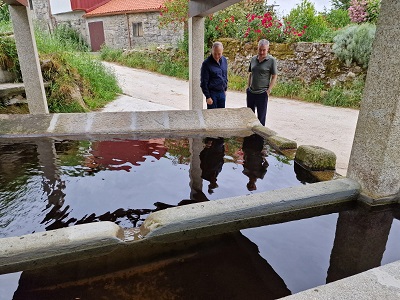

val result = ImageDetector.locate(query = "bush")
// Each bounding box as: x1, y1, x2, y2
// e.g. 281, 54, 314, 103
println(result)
284, 0, 331, 42
332, 23, 376, 68
348, 0, 381, 24
52, 24, 90, 52
324, 9, 351, 29
0, 1, 9, 22
0, 36, 21, 80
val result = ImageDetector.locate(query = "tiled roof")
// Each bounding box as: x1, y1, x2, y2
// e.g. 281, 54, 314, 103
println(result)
85, 0, 165, 17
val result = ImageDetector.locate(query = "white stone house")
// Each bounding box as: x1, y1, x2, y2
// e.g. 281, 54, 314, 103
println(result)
32, 0, 184, 51
84, 0, 184, 51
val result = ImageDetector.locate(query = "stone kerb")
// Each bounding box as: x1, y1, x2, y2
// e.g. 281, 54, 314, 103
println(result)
295, 145, 337, 171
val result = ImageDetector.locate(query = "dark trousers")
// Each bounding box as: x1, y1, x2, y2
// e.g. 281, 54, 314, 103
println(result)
246, 89, 268, 126
207, 90, 226, 109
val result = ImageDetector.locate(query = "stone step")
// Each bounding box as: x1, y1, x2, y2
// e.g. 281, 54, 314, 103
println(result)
0, 82, 50, 99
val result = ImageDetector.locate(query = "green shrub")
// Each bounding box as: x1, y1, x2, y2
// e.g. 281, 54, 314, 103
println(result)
284, 0, 331, 42
0, 1, 9, 22
332, 23, 376, 68
324, 9, 351, 29
100, 45, 123, 62
0, 36, 21, 80
52, 24, 89, 52
366, 0, 381, 24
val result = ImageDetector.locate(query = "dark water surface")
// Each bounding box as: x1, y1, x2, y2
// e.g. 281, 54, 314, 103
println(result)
1, 136, 400, 299
0, 135, 301, 237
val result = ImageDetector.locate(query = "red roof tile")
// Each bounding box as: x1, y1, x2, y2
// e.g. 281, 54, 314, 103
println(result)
85, 0, 165, 17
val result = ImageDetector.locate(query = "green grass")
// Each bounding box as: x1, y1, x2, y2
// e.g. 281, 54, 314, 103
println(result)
272, 79, 364, 108
0, 20, 12, 34
0, 21, 121, 113
101, 46, 189, 80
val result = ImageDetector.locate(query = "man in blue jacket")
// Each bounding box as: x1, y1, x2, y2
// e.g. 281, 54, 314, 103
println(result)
200, 41, 228, 109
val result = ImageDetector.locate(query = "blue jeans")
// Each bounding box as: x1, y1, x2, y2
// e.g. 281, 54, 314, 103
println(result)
207, 90, 226, 109
246, 88, 268, 126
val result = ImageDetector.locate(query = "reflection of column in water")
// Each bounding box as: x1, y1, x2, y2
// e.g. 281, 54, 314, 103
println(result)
189, 138, 203, 200
36, 139, 66, 221
327, 207, 393, 283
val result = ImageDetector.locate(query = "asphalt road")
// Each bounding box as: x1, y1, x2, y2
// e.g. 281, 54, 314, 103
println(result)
101, 62, 359, 176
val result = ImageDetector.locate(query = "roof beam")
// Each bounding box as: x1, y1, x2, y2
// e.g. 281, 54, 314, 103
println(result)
189, 0, 241, 17
3, 0, 28, 6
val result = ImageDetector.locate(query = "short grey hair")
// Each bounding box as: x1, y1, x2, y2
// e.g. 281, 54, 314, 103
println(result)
212, 41, 224, 50
258, 39, 270, 48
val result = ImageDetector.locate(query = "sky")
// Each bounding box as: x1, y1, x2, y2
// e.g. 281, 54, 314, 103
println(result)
274, 0, 332, 16
49, 0, 332, 16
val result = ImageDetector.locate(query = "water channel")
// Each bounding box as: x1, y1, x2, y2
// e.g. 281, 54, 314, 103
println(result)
1, 135, 400, 299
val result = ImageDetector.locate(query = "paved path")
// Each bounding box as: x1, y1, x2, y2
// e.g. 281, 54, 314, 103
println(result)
101, 62, 359, 176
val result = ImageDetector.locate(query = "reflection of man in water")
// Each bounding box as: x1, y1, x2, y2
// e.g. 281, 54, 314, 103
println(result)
242, 134, 269, 191
200, 137, 225, 194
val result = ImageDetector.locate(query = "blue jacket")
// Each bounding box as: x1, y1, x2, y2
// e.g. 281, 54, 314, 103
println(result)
200, 55, 228, 99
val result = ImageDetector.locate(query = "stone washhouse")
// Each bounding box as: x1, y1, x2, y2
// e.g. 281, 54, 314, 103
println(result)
1, 0, 400, 298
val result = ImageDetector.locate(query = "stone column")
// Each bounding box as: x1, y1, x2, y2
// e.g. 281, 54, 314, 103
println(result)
347, 0, 400, 203
189, 17, 204, 110
9, 5, 49, 114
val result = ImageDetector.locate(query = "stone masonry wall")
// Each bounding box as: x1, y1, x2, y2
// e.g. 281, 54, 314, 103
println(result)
220, 38, 365, 87
31, 0, 55, 32
89, 12, 183, 50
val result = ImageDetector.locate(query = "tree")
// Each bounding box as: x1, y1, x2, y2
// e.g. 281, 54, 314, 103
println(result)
158, 0, 188, 30
331, 0, 352, 10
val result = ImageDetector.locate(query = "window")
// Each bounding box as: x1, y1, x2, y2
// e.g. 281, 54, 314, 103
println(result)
132, 22, 143, 37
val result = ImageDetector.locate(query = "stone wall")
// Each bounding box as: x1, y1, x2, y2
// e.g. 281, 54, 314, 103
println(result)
220, 38, 366, 87
31, 0, 55, 32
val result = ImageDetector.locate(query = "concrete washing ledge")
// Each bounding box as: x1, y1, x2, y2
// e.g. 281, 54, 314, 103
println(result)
0, 178, 360, 275
0, 107, 260, 138
140, 178, 361, 242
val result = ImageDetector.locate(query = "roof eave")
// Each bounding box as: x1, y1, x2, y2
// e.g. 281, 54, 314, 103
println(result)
85, 8, 161, 18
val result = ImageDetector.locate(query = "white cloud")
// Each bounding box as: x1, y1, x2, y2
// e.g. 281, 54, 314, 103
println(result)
272, 0, 332, 17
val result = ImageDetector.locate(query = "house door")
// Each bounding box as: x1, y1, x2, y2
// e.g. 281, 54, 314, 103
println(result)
88, 21, 105, 52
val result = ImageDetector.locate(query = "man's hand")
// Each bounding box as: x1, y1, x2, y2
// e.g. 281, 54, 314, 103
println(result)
206, 98, 213, 105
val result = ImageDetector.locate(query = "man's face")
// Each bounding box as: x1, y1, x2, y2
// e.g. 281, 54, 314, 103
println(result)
212, 46, 223, 62
258, 45, 269, 60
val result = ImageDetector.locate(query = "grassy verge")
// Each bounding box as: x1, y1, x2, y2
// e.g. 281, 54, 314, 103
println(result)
0, 23, 121, 113
100, 46, 189, 80
273, 78, 364, 109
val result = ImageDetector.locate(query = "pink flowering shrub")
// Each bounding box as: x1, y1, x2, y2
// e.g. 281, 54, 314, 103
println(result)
348, 0, 381, 24
348, 0, 368, 23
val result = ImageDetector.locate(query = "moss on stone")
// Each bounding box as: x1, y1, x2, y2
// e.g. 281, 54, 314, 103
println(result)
269, 43, 295, 59
295, 145, 336, 171
267, 135, 297, 150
